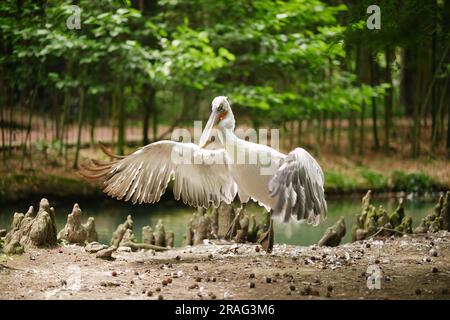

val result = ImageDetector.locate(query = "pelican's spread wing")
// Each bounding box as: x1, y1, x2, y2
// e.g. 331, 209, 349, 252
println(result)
268, 148, 327, 224
79, 141, 237, 207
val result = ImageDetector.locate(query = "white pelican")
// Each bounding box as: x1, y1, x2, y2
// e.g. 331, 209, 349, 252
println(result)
80, 96, 327, 251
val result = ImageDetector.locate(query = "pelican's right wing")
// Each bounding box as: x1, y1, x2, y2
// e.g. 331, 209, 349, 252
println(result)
79, 141, 237, 208
268, 148, 327, 224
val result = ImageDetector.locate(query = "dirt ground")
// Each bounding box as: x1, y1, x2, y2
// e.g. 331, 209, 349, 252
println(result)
1, 232, 449, 300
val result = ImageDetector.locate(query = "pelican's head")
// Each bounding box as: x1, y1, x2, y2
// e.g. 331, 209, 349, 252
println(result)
199, 96, 234, 148
211, 95, 230, 111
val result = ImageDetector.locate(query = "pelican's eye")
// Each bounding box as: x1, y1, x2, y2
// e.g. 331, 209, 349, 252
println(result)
217, 104, 224, 112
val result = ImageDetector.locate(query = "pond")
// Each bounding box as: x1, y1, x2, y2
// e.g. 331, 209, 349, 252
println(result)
0, 196, 435, 247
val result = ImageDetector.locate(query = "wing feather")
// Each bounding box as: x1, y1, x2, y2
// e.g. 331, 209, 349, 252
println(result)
79, 141, 237, 207
269, 148, 327, 224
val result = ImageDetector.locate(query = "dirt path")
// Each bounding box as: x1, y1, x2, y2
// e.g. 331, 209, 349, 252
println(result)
1, 233, 449, 300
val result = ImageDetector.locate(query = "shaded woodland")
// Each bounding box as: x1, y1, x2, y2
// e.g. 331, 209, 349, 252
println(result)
0, 0, 449, 171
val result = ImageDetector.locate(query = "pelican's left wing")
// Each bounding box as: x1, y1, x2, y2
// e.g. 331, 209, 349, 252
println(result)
79, 141, 237, 208
268, 148, 327, 224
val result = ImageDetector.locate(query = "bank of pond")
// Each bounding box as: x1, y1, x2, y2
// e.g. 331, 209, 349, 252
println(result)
0, 190, 449, 256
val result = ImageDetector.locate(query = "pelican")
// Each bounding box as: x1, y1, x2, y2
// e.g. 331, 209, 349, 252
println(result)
80, 96, 327, 252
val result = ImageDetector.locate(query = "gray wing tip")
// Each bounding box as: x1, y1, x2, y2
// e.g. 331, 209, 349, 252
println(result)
270, 147, 327, 225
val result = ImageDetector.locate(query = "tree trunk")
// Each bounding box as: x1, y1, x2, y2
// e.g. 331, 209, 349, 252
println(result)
356, 45, 367, 156
411, 46, 427, 158
0, 102, 5, 162
337, 114, 342, 153
316, 115, 321, 154
289, 121, 294, 149
152, 100, 158, 141
433, 78, 448, 152
447, 96, 450, 155
52, 94, 59, 144
330, 112, 335, 147
58, 89, 69, 155
415, 42, 448, 156
111, 90, 116, 150
443, 0, 450, 156
21, 88, 37, 169
297, 119, 302, 145
73, 86, 85, 169
400, 48, 416, 117
8, 99, 13, 155
89, 100, 96, 148
370, 57, 380, 150
116, 89, 125, 156
359, 101, 365, 156
59, 61, 72, 154
142, 86, 155, 145
348, 110, 356, 154
430, 21, 438, 154
384, 47, 393, 154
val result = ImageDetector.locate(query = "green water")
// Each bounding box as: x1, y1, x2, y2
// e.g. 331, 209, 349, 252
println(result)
0, 197, 435, 247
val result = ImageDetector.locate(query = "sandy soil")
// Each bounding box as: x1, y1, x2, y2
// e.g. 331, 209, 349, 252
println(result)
1, 232, 449, 300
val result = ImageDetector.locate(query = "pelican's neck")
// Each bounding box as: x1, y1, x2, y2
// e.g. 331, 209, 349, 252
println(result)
218, 126, 239, 160
222, 126, 236, 141
218, 110, 238, 149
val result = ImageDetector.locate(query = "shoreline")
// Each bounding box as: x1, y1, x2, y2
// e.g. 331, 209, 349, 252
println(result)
0, 172, 447, 205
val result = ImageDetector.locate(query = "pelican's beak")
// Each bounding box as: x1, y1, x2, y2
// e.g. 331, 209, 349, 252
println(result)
199, 110, 218, 148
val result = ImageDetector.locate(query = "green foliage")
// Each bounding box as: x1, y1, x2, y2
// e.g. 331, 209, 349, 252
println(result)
391, 171, 440, 194
324, 169, 442, 194
155, 24, 235, 89
360, 168, 388, 190
157, 0, 371, 117
34, 139, 64, 154
2, 0, 417, 159
324, 170, 358, 192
